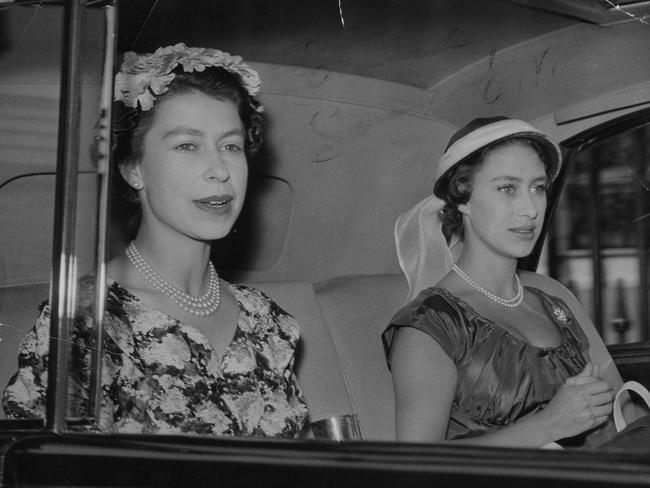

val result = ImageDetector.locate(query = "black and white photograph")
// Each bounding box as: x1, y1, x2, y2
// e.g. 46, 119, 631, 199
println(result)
1, 0, 650, 486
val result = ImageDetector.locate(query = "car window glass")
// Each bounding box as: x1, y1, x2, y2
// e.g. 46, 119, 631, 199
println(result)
0, 3, 107, 424
547, 120, 650, 345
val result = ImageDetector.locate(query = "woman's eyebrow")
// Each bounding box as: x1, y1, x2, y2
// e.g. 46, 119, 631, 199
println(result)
220, 128, 246, 139
162, 127, 245, 139
162, 126, 205, 139
490, 175, 521, 182
490, 175, 548, 183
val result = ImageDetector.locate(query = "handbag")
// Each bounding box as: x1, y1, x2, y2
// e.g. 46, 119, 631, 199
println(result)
599, 381, 650, 451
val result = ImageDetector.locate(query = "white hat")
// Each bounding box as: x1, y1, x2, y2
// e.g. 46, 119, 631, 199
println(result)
396, 116, 562, 303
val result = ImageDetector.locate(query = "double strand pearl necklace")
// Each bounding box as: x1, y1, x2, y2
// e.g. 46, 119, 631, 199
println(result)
125, 241, 221, 316
452, 263, 523, 308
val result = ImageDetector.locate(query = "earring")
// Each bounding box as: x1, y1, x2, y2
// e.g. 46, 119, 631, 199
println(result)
132, 181, 143, 190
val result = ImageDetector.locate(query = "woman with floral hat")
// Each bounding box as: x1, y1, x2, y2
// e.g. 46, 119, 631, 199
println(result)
2, 44, 307, 437
382, 116, 624, 447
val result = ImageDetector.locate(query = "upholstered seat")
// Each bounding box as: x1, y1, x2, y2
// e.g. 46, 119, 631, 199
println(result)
314, 273, 407, 441
246, 281, 357, 429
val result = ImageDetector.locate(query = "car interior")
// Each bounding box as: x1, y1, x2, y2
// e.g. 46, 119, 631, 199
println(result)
1, 0, 650, 455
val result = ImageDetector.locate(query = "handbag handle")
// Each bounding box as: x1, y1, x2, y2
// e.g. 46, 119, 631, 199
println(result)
613, 380, 650, 432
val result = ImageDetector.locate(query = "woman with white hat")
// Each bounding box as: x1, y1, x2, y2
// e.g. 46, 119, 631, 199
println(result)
382, 116, 617, 447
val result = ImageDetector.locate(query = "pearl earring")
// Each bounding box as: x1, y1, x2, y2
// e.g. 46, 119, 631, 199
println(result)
132, 181, 143, 190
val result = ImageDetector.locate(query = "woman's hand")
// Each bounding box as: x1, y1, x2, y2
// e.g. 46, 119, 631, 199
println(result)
539, 362, 614, 441
564, 362, 600, 386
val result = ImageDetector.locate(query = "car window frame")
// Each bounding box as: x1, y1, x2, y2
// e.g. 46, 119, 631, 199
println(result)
0, 0, 115, 433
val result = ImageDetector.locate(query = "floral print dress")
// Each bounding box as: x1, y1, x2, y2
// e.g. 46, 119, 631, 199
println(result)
2, 278, 308, 437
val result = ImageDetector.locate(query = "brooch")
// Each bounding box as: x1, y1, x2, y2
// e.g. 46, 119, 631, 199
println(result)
552, 305, 568, 324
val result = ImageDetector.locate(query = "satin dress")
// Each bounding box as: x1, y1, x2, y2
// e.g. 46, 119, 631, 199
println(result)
383, 286, 588, 441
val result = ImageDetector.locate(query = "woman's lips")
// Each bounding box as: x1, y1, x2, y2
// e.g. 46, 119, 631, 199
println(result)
510, 225, 537, 240
193, 195, 233, 214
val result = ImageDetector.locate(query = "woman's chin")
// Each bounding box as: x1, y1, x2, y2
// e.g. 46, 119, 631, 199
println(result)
208, 226, 238, 242
511, 247, 536, 260
498, 242, 537, 260
181, 223, 236, 243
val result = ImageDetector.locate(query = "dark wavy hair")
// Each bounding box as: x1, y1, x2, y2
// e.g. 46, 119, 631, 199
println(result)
437, 137, 553, 244
111, 66, 265, 241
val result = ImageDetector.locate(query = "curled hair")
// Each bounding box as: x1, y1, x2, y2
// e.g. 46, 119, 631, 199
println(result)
437, 137, 553, 243
110, 66, 265, 241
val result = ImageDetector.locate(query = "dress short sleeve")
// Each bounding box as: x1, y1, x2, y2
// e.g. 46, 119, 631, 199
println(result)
2, 281, 95, 420
383, 288, 471, 369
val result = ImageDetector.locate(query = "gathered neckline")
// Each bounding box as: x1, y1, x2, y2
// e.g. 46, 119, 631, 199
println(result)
428, 286, 572, 352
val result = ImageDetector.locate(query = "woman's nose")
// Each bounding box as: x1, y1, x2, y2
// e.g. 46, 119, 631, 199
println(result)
204, 151, 230, 183
518, 193, 539, 219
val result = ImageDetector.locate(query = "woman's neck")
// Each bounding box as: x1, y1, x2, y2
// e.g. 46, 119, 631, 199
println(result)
131, 228, 212, 297
454, 249, 519, 297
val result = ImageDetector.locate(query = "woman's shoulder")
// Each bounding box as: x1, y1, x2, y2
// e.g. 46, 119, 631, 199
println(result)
74, 274, 131, 300
384, 286, 473, 365
519, 270, 568, 292
519, 271, 579, 307
229, 283, 300, 337
229, 282, 274, 309
387, 287, 471, 343
519, 271, 589, 336
391, 286, 464, 324
67, 276, 136, 330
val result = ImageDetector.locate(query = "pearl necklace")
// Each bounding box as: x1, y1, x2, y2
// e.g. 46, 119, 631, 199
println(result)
125, 241, 221, 316
451, 264, 523, 308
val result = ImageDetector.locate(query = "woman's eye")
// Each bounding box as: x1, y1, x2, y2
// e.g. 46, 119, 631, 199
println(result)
175, 142, 197, 151
532, 184, 548, 194
221, 143, 243, 153
498, 185, 515, 194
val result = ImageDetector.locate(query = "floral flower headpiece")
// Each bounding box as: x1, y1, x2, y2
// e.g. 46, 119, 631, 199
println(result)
114, 43, 262, 112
